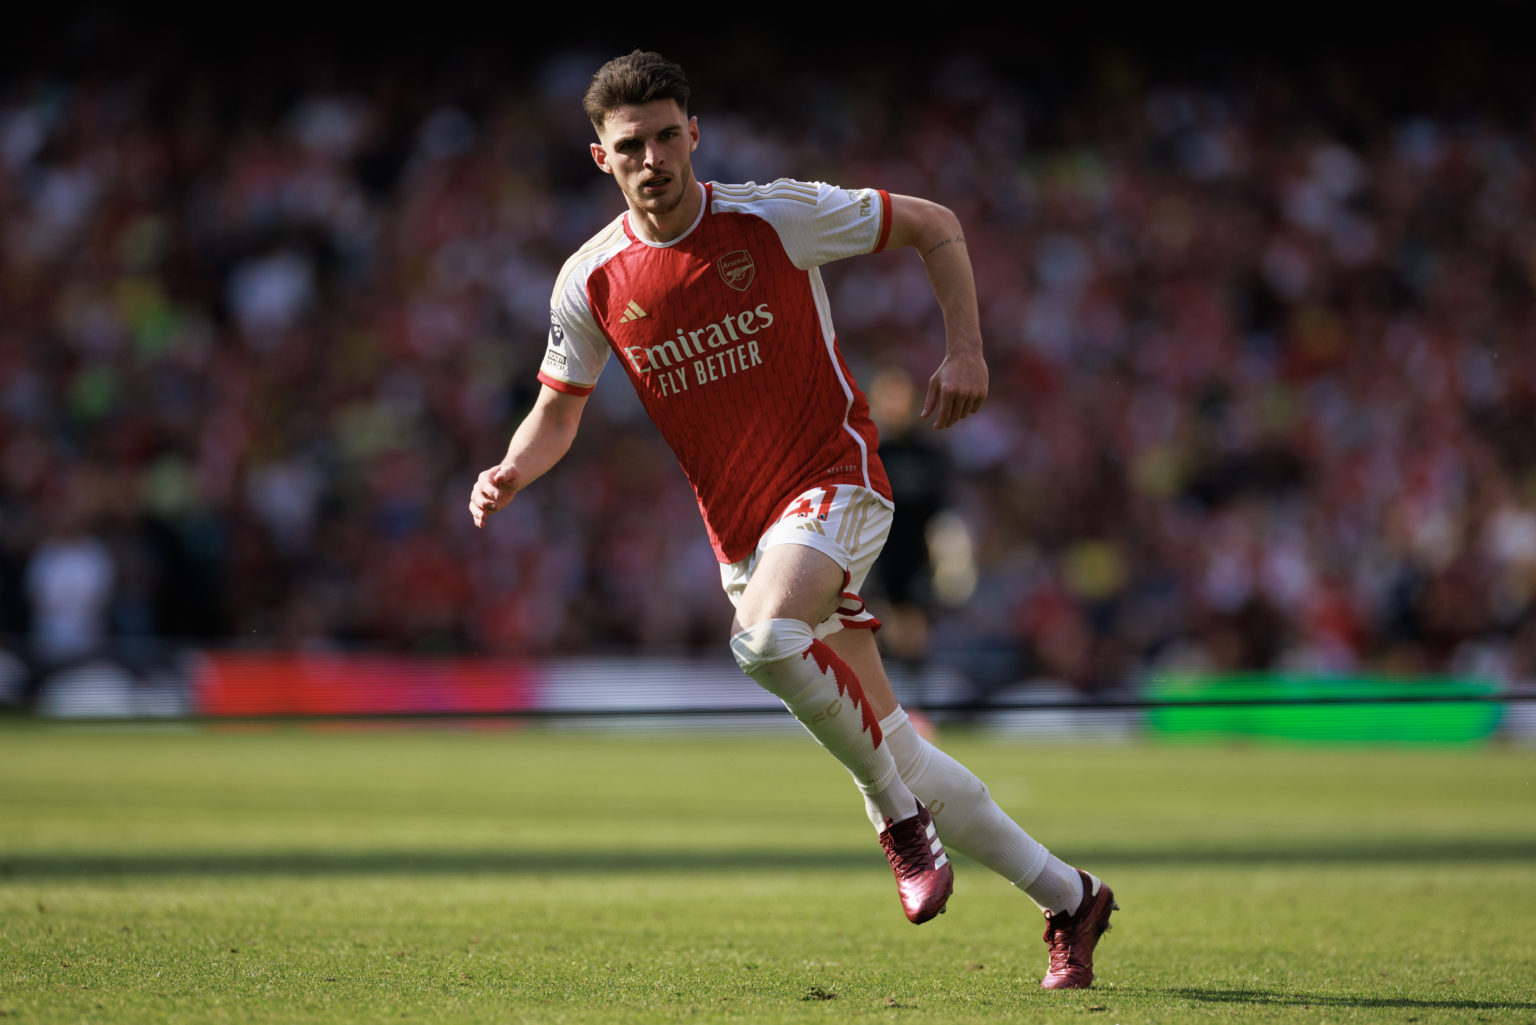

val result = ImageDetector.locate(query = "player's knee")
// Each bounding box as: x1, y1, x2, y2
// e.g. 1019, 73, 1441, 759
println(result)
729, 618, 815, 675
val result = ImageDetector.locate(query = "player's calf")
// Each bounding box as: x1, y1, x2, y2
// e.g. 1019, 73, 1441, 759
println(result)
731, 618, 953, 923
730, 618, 899, 805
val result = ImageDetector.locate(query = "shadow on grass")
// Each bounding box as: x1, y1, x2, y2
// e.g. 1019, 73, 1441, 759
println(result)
3, 837, 1535, 879
1082, 837, 1536, 867
1169, 987, 1536, 1012
0, 848, 876, 879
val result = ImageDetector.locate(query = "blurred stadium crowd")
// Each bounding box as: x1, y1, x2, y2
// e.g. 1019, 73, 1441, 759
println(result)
2, 20, 1534, 702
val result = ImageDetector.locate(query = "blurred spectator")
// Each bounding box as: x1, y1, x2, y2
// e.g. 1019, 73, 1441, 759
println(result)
25, 512, 114, 665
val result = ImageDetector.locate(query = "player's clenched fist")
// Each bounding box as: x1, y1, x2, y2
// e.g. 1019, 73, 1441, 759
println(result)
469, 464, 520, 528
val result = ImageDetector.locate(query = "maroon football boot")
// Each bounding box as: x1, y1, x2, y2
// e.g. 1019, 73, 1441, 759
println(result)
1040, 870, 1117, 989
878, 801, 953, 924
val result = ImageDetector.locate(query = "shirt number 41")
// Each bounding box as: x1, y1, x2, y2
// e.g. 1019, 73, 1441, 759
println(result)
781, 485, 838, 522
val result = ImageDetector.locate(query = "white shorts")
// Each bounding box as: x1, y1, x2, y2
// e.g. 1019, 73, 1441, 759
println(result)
720, 484, 895, 639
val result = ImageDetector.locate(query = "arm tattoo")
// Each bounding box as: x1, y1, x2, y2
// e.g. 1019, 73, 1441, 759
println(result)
924, 235, 965, 257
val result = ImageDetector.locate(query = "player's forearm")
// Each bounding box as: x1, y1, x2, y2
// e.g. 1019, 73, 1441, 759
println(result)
920, 233, 983, 359
887, 194, 988, 426
497, 389, 585, 492
889, 195, 983, 357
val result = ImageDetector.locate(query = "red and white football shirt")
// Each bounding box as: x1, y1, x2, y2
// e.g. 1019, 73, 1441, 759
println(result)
538, 179, 894, 564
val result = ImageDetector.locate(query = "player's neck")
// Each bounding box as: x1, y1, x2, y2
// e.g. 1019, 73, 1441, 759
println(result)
628, 180, 705, 244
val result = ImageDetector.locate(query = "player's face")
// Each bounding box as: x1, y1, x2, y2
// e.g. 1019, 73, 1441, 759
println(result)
591, 100, 700, 240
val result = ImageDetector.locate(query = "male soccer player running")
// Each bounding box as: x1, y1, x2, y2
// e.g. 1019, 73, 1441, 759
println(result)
468, 50, 1115, 989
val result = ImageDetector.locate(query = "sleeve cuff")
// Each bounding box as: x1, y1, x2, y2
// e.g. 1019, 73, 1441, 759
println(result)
537, 372, 595, 397
873, 189, 893, 253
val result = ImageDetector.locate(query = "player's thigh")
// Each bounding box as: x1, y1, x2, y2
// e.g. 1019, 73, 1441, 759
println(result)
730, 543, 845, 630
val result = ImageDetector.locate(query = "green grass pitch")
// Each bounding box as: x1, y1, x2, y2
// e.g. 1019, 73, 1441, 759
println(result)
2, 722, 1533, 1023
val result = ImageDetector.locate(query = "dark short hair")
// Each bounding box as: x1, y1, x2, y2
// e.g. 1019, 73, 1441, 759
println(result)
582, 50, 691, 130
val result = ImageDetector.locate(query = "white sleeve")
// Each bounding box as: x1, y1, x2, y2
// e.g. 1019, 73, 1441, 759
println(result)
538, 271, 611, 395
715, 179, 890, 270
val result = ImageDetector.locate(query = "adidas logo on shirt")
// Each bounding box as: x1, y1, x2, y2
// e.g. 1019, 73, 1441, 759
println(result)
619, 300, 648, 323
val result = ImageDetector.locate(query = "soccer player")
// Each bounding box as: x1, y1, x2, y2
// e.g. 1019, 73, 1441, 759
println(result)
469, 50, 1116, 989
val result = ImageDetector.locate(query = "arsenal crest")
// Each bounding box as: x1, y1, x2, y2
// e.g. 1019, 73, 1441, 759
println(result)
717, 250, 755, 291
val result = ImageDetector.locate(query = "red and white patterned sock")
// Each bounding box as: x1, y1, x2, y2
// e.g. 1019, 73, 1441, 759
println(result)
732, 618, 917, 824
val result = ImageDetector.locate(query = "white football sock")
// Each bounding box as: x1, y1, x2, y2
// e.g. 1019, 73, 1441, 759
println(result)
731, 619, 917, 824
865, 706, 1085, 913
1027, 860, 1087, 917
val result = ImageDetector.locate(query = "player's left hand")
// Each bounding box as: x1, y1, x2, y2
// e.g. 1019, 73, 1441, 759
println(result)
921, 349, 988, 429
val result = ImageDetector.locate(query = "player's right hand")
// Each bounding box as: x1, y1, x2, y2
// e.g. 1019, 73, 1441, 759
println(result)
469, 464, 520, 528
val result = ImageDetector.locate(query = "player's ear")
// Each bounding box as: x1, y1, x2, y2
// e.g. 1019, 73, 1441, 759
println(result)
590, 142, 613, 175
688, 116, 698, 152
